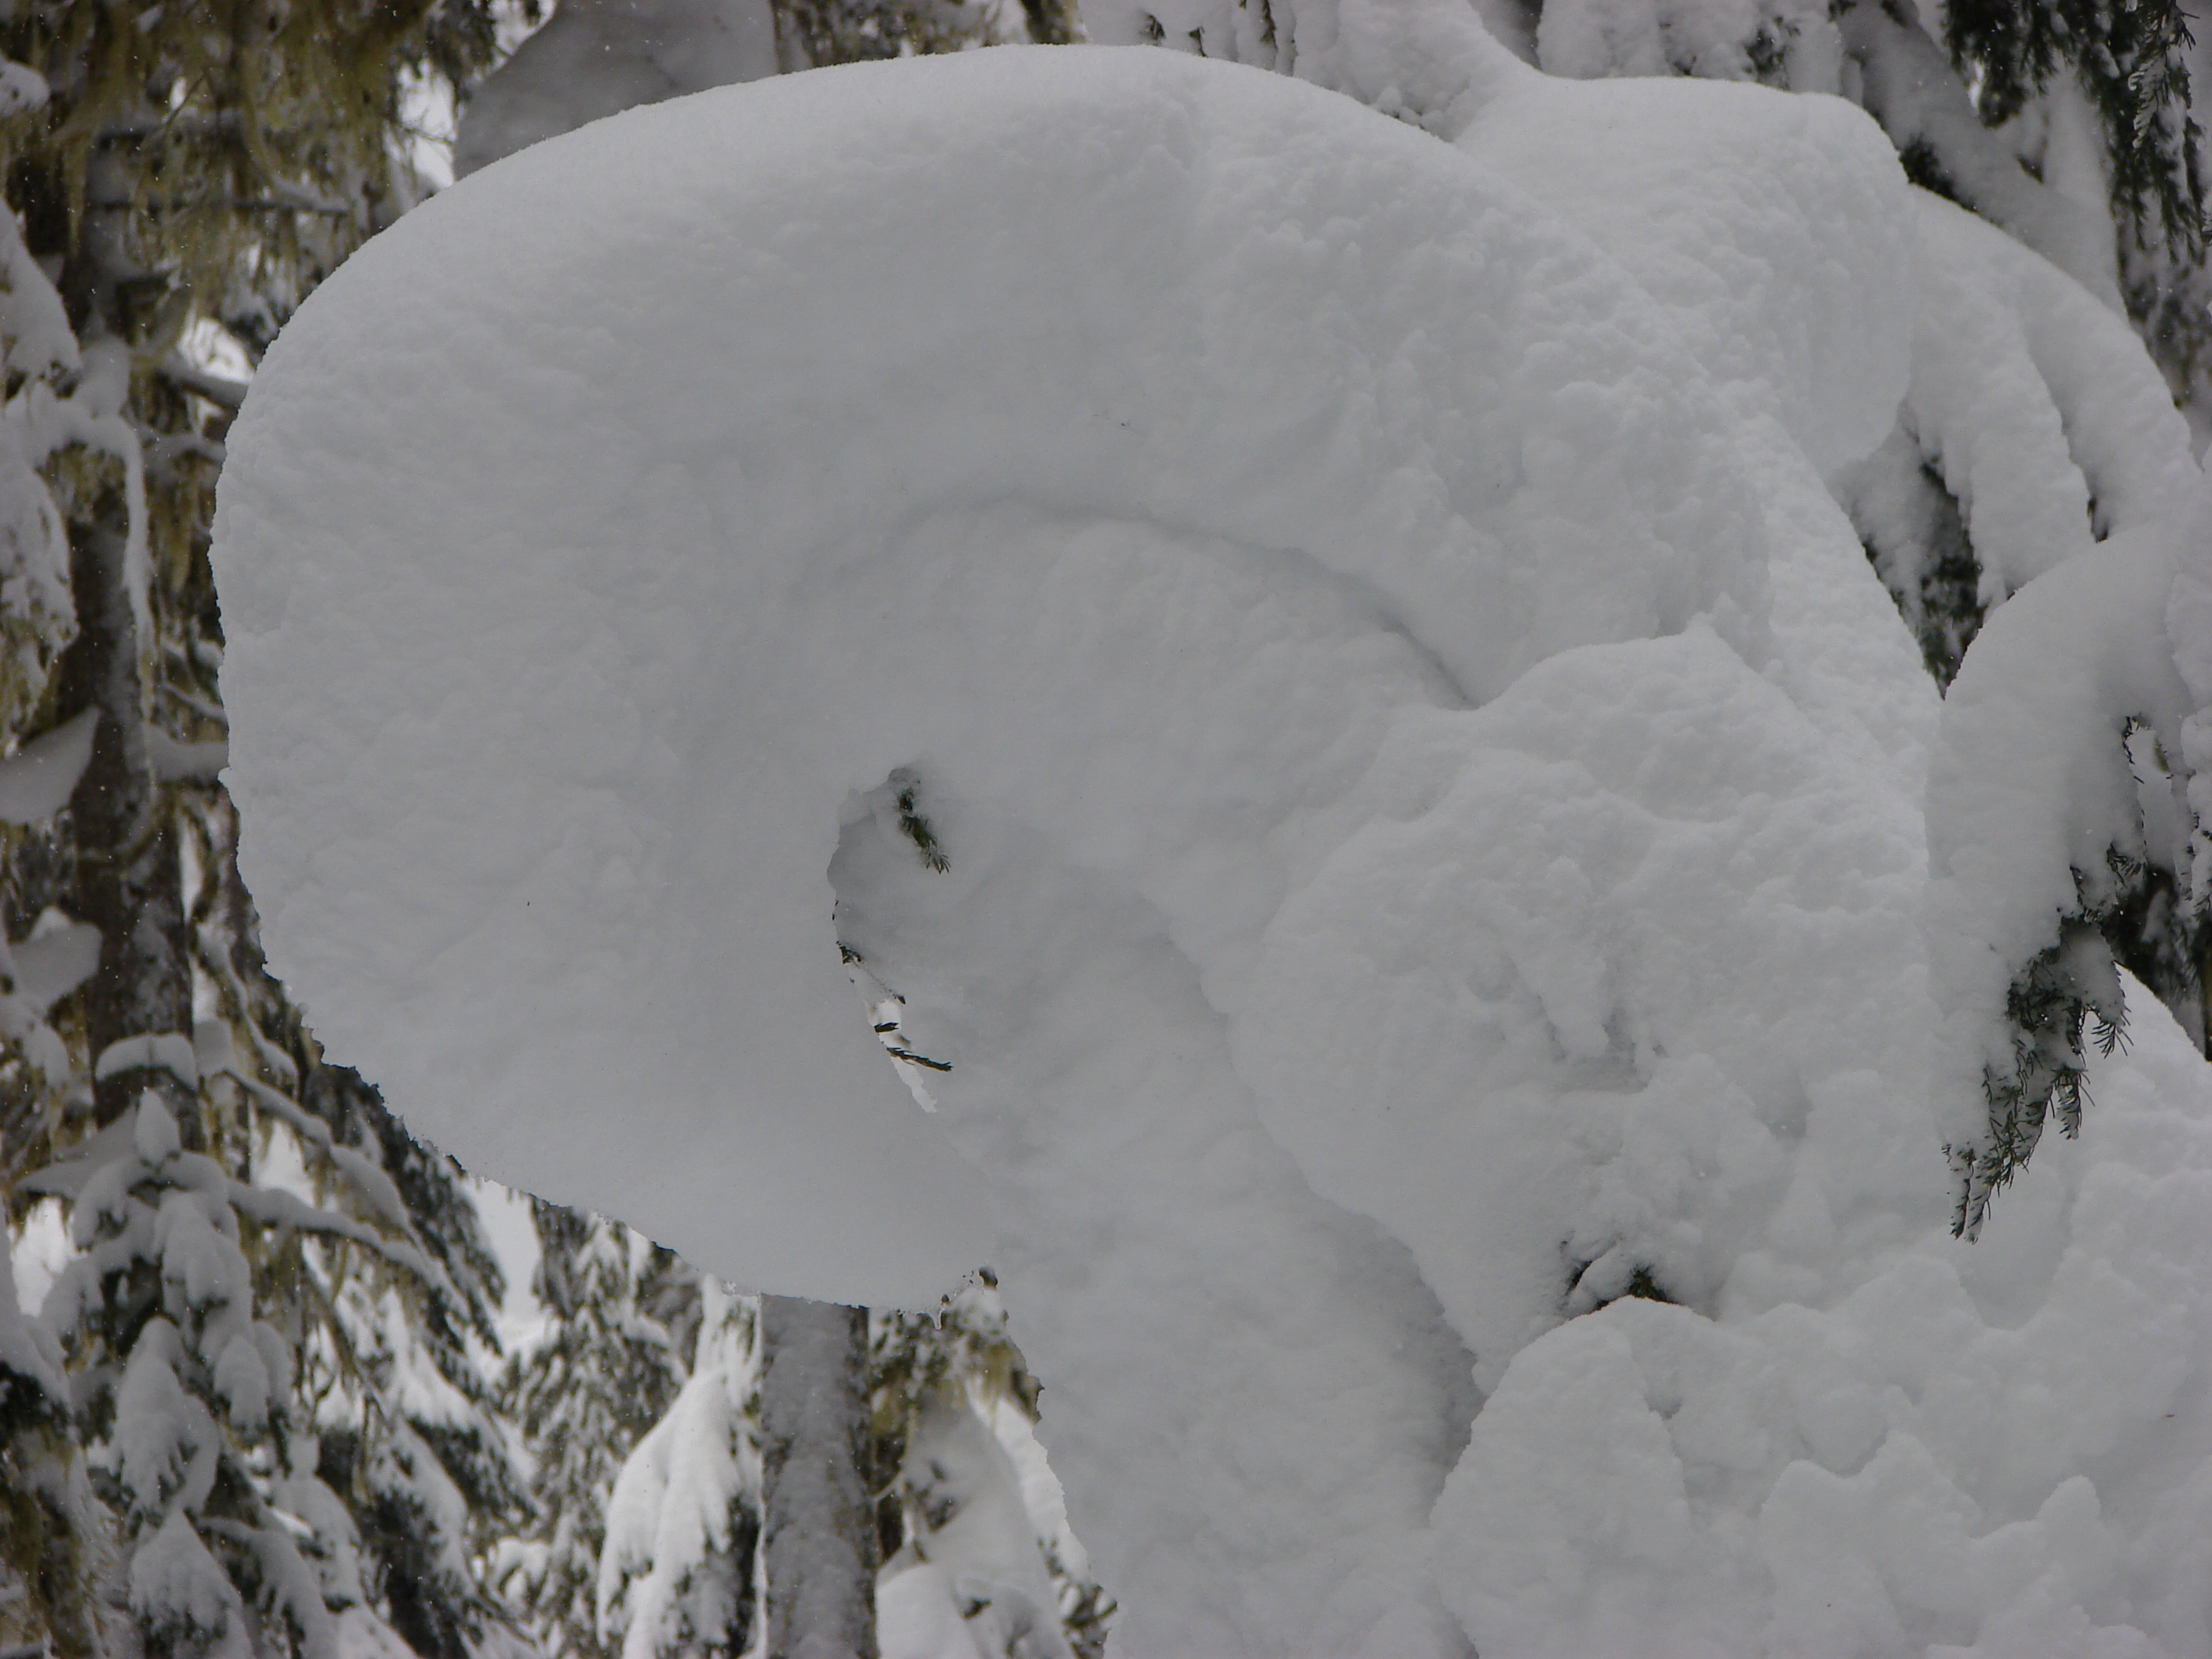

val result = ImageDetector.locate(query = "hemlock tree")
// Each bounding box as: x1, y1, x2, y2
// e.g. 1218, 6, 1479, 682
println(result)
593, 1269, 1107, 1659
493, 1203, 690, 1659
449, 0, 1035, 181
0, 4, 537, 1654
1095, 0, 2212, 1229
211, 16, 2212, 1650
595, 1278, 762, 1659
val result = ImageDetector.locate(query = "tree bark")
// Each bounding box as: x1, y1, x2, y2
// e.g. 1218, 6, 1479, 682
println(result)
758, 1295, 879, 1659
52, 518, 192, 1137
46, 137, 195, 1140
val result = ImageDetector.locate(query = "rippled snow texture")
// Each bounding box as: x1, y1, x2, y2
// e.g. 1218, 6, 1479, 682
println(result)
214, 44, 2212, 1657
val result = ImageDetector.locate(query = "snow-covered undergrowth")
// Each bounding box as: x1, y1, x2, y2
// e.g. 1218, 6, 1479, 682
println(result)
212, 35, 2212, 1658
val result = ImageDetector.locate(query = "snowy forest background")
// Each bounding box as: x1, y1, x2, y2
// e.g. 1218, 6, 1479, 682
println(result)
0, 4, 1116, 1655
5, 0, 2212, 1653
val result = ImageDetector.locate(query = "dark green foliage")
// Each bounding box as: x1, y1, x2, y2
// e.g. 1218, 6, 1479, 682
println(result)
1939, 0, 2212, 408
318, 1425, 474, 1659
636, 1238, 708, 1369
2096, 721, 2212, 1048
1951, 918, 2126, 1237
781, 0, 992, 66
1738, 20, 1793, 86
1896, 134, 1965, 207
1944, 0, 2205, 260
1953, 718, 2212, 1233
2099, 850, 2207, 1044
1020, 0, 1081, 45
1855, 457, 1984, 689
896, 784, 951, 874
2127, 250, 2212, 413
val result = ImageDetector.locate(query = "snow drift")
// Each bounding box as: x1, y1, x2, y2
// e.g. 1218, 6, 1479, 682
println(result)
214, 40, 2212, 1658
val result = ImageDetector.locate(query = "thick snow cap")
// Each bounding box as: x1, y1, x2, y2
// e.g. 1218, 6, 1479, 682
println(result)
214, 40, 2212, 1656
218, 45, 1851, 1307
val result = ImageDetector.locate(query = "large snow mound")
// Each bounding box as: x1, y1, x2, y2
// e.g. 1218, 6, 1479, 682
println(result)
1435, 965, 2212, 1657
215, 42, 2212, 1658
217, 44, 1822, 1305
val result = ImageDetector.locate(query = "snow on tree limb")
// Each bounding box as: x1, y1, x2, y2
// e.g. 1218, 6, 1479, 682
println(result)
213, 38, 2212, 1659
1925, 499, 2212, 1229
0, 707, 97, 826
1833, 0, 2126, 309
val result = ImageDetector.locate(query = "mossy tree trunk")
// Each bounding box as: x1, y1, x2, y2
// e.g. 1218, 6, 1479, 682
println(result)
759, 1295, 881, 1659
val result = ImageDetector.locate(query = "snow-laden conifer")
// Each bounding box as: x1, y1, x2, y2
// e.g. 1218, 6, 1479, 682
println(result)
211, 31, 2212, 1649
451, 0, 1023, 181
0, 1221, 108, 1658
1492, 0, 2212, 1217
496, 1205, 690, 1658
0, 5, 537, 1653
592, 1269, 1105, 1659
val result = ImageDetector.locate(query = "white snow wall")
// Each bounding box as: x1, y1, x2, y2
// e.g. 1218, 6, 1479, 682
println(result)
215, 43, 2212, 1658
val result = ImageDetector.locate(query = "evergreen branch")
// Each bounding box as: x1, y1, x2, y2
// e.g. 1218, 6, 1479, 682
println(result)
895, 785, 949, 873
155, 357, 246, 412
884, 1046, 952, 1073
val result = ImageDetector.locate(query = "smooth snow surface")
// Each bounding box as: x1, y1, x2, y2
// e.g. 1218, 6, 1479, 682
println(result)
215, 42, 2212, 1657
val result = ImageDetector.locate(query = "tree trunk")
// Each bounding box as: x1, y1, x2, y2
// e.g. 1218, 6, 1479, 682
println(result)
52, 512, 192, 1138
46, 137, 194, 1140
758, 1295, 879, 1659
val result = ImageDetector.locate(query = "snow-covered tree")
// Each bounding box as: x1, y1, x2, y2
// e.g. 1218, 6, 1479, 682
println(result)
594, 1271, 1106, 1659
0, 1222, 108, 1658
595, 1279, 759, 1659
213, 3, 2212, 1654
870, 1275, 1106, 1659
496, 1203, 690, 1658
0, 5, 540, 1654
451, 0, 1028, 179
1507, 0, 2212, 1229
1095, 0, 2212, 1233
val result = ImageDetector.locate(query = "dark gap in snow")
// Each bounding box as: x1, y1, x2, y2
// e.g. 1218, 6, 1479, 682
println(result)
1562, 1240, 1679, 1319
1902, 458, 1987, 688
1899, 135, 1968, 207
1835, 424, 1983, 687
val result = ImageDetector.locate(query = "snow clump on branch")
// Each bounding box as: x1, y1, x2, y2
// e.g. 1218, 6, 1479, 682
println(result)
213, 38, 2212, 1658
